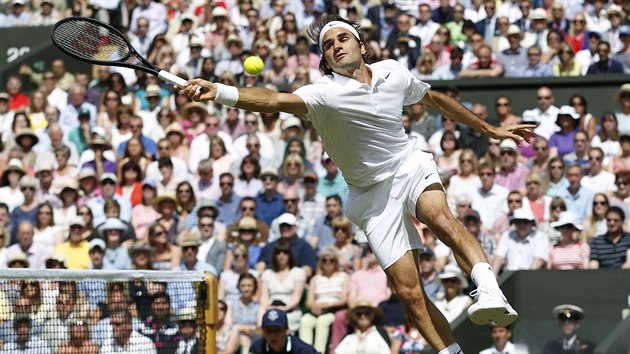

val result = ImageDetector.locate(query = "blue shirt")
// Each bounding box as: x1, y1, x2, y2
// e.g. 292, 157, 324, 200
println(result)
9, 207, 37, 244
317, 172, 349, 202
515, 63, 553, 78
88, 195, 133, 226
256, 192, 285, 226
589, 232, 630, 269
216, 194, 242, 226
117, 135, 157, 158
103, 247, 132, 270
559, 186, 594, 220
258, 237, 317, 271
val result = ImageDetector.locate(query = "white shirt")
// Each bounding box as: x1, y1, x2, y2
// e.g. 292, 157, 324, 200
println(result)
479, 341, 530, 354
434, 294, 472, 323
471, 184, 509, 228
294, 60, 430, 187
409, 21, 441, 51
232, 132, 275, 160
0, 336, 52, 354
188, 132, 234, 172
581, 170, 617, 194
521, 105, 560, 140
100, 331, 157, 354
335, 326, 392, 354
46, 88, 68, 112
495, 230, 550, 271
146, 156, 190, 182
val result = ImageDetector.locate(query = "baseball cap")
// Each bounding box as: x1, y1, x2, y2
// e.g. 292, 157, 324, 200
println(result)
303, 171, 318, 181
100, 173, 118, 184
464, 209, 481, 221
142, 178, 157, 189
0, 92, 9, 100
78, 167, 96, 180
89, 238, 106, 251
77, 107, 91, 118
19, 175, 37, 188
69, 216, 86, 228
499, 139, 518, 152
276, 213, 297, 226
260, 167, 279, 178
35, 161, 54, 174
261, 309, 288, 328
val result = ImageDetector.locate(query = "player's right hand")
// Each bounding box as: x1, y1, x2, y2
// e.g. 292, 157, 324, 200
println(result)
180, 79, 217, 102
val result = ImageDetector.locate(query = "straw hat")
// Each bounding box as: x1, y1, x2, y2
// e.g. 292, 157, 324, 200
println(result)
346, 300, 384, 323
3, 159, 26, 175
181, 102, 208, 118
153, 192, 179, 211
15, 128, 39, 146
165, 122, 186, 138
438, 264, 468, 288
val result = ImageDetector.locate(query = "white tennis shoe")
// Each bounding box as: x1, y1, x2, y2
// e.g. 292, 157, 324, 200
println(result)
467, 285, 518, 327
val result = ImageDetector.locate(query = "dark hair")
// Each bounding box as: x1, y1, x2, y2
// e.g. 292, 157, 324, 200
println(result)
440, 130, 459, 151
240, 197, 256, 207
237, 273, 258, 294
104, 199, 121, 214
326, 194, 343, 206
158, 157, 173, 169
308, 15, 369, 75
606, 206, 625, 222
240, 154, 261, 180
36, 202, 55, 228
0, 203, 8, 213
151, 291, 170, 304
120, 160, 142, 186
271, 240, 295, 271
569, 94, 587, 110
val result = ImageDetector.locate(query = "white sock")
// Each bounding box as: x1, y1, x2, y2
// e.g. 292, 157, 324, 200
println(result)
438, 343, 464, 354
471, 262, 499, 289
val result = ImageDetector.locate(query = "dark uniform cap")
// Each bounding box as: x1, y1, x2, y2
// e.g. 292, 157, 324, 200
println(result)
553, 304, 584, 321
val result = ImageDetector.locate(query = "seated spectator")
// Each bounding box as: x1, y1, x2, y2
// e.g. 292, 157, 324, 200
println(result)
57, 320, 99, 354
431, 46, 464, 80
178, 231, 217, 274
497, 25, 528, 77
582, 147, 616, 194
464, 210, 497, 262
174, 308, 201, 354
586, 41, 624, 74
7, 221, 50, 269
609, 172, 630, 231
147, 223, 181, 271
610, 135, 630, 174
129, 242, 154, 270
459, 44, 504, 78
327, 216, 361, 273
299, 250, 349, 353
548, 212, 590, 270
479, 325, 529, 354
43, 293, 77, 351
225, 217, 264, 271
335, 300, 392, 354
250, 309, 317, 354
563, 131, 590, 168
514, 45, 553, 78
9, 176, 39, 242
139, 292, 180, 354
259, 241, 307, 333
549, 106, 580, 158
560, 164, 595, 221
492, 208, 550, 274
591, 113, 621, 168
0, 316, 51, 354
434, 264, 473, 323
131, 179, 160, 240
589, 206, 630, 269
54, 216, 90, 269
537, 197, 567, 244
545, 157, 569, 198
495, 139, 529, 194
446, 148, 481, 200
391, 312, 429, 353
197, 215, 227, 273
99, 218, 132, 270
582, 193, 610, 243
54, 179, 80, 229
233, 155, 264, 198
215, 300, 238, 354
553, 43, 582, 77
225, 273, 262, 354
101, 310, 156, 354
218, 244, 259, 305
521, 172, 552, 223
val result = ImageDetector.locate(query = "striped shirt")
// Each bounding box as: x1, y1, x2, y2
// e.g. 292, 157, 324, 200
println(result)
548, 241, 590, 270
313, 272, 348, 305
589, 233, 630, 269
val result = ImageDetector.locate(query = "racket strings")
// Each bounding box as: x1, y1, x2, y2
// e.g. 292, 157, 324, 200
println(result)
53, 19, 130, 62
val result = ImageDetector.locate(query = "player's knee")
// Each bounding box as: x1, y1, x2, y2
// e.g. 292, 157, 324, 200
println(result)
393, 283, 424, 305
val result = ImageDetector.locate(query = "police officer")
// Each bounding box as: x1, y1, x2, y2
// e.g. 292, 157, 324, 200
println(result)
249, 309, 317, 354
542, 304, 596, 354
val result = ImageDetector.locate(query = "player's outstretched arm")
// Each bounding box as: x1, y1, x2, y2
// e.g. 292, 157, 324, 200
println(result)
180, 78, 307, 115
421, 90, 537, 144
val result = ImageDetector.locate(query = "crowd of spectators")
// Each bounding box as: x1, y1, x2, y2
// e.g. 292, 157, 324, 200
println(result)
0, 0, 629, 352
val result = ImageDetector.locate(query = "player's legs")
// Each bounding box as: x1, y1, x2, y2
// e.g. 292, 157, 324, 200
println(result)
416, 184, 518, 327
384, 248, 456, 351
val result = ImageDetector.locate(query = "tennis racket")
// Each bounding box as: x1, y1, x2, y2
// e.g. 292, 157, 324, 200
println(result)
51, 17, 187, 88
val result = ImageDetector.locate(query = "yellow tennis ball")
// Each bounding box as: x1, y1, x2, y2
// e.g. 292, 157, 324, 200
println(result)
243, 56, 264, 75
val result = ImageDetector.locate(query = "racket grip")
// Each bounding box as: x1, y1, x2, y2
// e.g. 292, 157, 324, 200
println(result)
158, 70, 188, 88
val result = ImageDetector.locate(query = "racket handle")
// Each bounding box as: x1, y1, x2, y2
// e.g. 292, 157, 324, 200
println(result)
158, 70, 188, 88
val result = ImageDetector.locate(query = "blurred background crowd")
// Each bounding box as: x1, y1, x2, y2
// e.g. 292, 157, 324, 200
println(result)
0, 0, 629, 352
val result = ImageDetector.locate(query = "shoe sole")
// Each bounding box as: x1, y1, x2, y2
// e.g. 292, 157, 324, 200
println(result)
468, 306, 519, 327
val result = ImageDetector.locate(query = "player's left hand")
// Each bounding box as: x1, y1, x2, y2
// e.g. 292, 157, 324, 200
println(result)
489, 124, 537, 146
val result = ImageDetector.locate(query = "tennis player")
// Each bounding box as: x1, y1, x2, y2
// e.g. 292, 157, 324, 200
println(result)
181, 16, 536, 354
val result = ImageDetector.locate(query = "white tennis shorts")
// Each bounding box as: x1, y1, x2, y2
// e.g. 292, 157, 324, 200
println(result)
345, 147, 442, 269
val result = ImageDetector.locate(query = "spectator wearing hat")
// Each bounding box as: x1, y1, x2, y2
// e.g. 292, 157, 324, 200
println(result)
0, 159, 27, 212
87, 238, 106, 270
613, 26, 630, 73
547, 211, 589, 270
228, 197, 270, 243
543, 304, 595, 354
81, 133, 118, 175
128, 241, 154, 270
492, 208, 550, 275
226, 216, 263, 270
9, 176, 39, 242
28, 0, 60, 26
494, 139, 529, 194
603, 5, 625, 53
172, 35, 205, 79
59, 85, 97, 131
151, 191, 180, 243
250, 308, 317, 354
256, 167, 286, 226
4, 0, 32, 27
318, 153, 349, 201
53, 179, 80, 229
6, 251, 30, 268
6, 221, 50, 269
174, 307, 201, 354
589, 206, 630, 269
464, 209, 497, 262
586, 40, 624, 74
88, 173, 132, 226
14, 128, 39, 169
137, 83, 167, 133
548, 106, 581, 158
521, 8, 550, 51
50, 218, 88, 269
76, 167, 99, 206
178, 230, 217, 274
434, 264, 473, 323
614, 84, 630, 134
335, 300, 392, 354
497, 25, 528, 78
99, 218, 132, 270
216, 34, 245, 77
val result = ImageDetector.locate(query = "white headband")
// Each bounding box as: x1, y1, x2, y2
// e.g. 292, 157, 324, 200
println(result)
318, 21, 360, 53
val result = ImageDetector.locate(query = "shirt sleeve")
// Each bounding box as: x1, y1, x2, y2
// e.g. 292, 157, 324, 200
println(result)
399, 61, 431, 106
293, 82, 330, 124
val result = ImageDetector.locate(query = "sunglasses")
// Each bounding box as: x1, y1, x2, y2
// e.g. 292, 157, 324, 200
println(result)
322, 258, 336, 263
589, 156, 602, 161
495, 102, 510, 107
283, 199, 298, 204
177, 189, 191, 194
200, 223, 214, 228
246, 143, 260, 148
220, 182, 233, 186
500, 150, 516, 156
593, 201, 608, 206
275, 249, 290, 255
241, 207, 255, 211
234, 254, 247, 259
245, 120, 257, 125
333, 227, 347, 232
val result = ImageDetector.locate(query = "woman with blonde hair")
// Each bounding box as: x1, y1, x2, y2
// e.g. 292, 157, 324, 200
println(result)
279, 153, 304, 193
522, 171, 552, 223
147, 223, 182, 270
537, 197, 567, 244
219, 243, 260, 305
328, 216, 362, 273
209, 136, 234, 176
547, 211, 590, 270
299, 249, 349, 353
27, 90, 48, 132
411, 51, 437, 80
263, 48, 293, 93
544, 157, 569, 198
97, 90, 122, 135
553, 43, 581, 77
582, 193, 609, 243
446, 148, 480, 199
591, 112, 621, 166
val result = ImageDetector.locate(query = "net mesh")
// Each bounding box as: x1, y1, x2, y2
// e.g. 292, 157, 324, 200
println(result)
0, 270, 213, 354
52, 18, 130, 62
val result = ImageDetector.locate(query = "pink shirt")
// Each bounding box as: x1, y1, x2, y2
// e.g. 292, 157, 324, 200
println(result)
495, 165, 529, 192
548, 241, 590, 270
349, 267, 389, 306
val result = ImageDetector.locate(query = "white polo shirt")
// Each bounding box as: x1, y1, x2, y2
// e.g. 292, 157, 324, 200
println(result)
495, 230, 550, 271
294, 59, 430, 187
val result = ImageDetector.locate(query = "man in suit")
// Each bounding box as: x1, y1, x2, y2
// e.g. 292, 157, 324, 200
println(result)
366, 0, 398, 44
543, 304, 595, 354
475, 0, 499, 41
587, 41, 625, 74
197, 215, 227, 274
